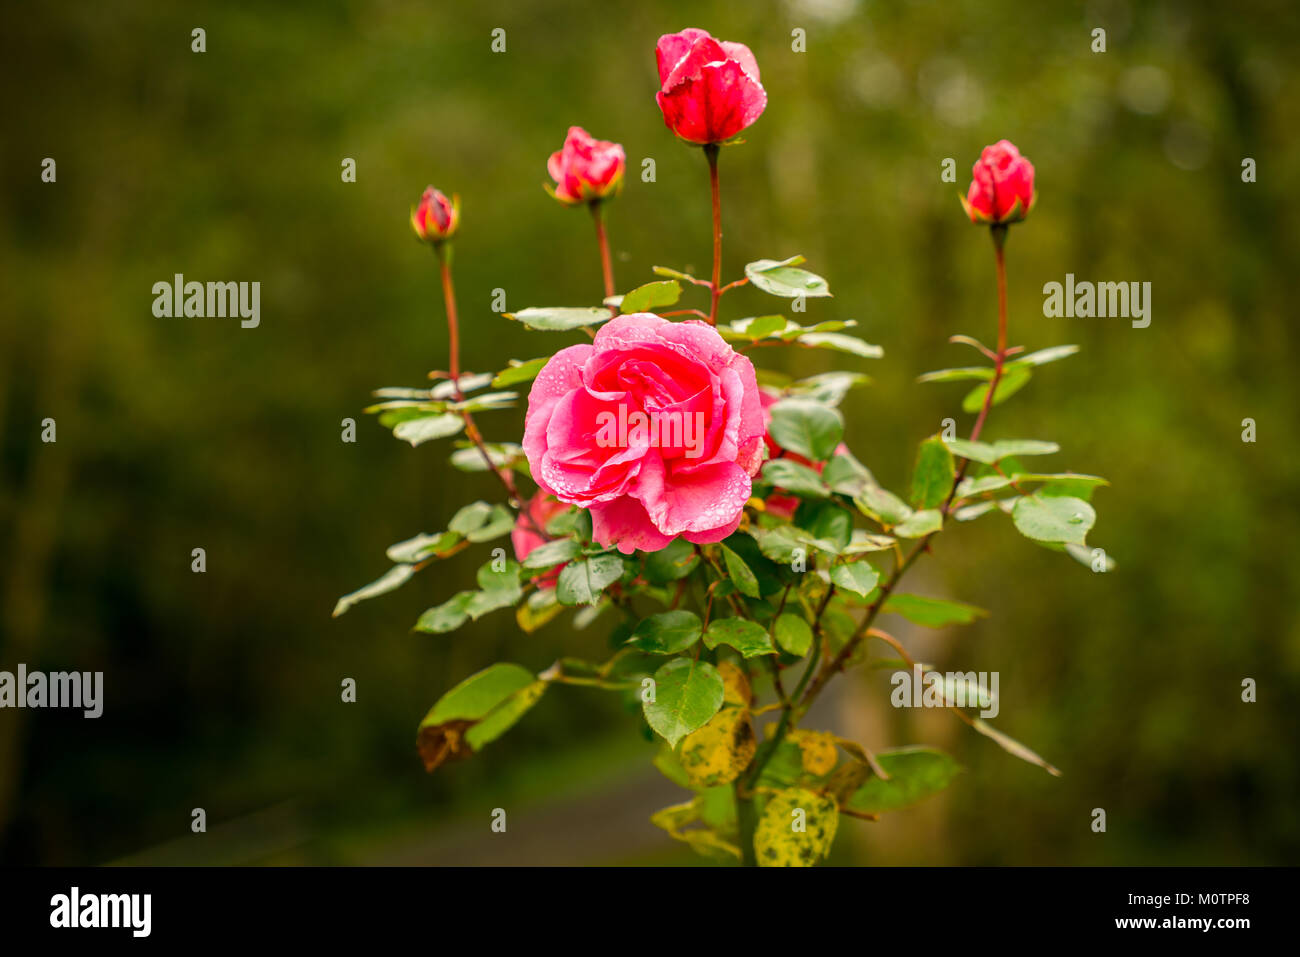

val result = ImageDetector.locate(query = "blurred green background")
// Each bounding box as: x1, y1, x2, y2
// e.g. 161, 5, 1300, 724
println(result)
2, 0, 1297, 865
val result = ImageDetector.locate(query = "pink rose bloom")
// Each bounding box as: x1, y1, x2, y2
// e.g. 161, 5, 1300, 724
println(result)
511, 492, 570, 588
547, 126, 626, 205
963, 140, 1035, 224
523, 313, 765, 555
655, 28, 767, 145
410, 186, 459, 242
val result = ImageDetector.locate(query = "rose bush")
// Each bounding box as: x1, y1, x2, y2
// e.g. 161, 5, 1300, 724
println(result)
337, 28, 1108, 867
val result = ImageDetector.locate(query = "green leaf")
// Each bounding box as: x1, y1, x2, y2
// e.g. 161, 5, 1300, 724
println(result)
767, 400, 844, 462
794, 500, 855, 551
954, 500, 999, 522
651, 265, 699, 283
643, 658, 725, 748
430, 373, 493, 398
620, 280, 681, 313
830, 561, 880, 598
916, 366, 995, 384
556, 553, 626, 606
955, 474, 1014, 497
992, 439, 1059, 459
392, 412, 465, 446
703, 618, 776, 657
627, 611, 703, 655
516, 588, 564, 632
744, 256, 831, 298
798, 332, 883, 358
910, 436, 956, 509
893, 509, 942, 538
417, 663, 544, 771
844, 747, 962, 814
721, 532, 784, 596
642, 538, 699, 582
962, 366, 1032, 413
854, 485, 914, 526
1065, 542, 1117, 572
726, 314, 788, 340
449, 442, 525, 472
944, 437, 998, 464
778, 318, 857, 341
754, 788, 838, 867
464, 559, 524, 619
821, 451, 875, 497
448, 502, 513, 542
465, 680, 547, 750
451, 390, 518, 413
789, 371, 872, 406
413, 591, 476, 634
774, 613, 813, 656
748, 525, 838, 564
761, 458, 829, 498
507, 306, 613, 331
476, 559, 522, 592
385, 531, 461, 564
883, 593, 988, 627
521, 538, 581, 569
1012, 494, 1095, 546
721, 545, 762, 598
1007, 343, 1079, 368
492, 358, 548, 388
844, 531, 896, 554
968, 717, 1061, 776
332, 564, 417, 617
466, 505, 513, 543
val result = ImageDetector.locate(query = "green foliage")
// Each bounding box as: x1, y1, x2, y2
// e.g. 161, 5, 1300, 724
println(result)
767, 399, 845, 462
744, 256, 831, 298
643, 658, 725, 748
619, 280, 681, 313
844, 748, 963, 814
506, 306, 613, 331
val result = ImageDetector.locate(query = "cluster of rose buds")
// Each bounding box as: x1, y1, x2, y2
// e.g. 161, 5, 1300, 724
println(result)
407, 27, 1036, 557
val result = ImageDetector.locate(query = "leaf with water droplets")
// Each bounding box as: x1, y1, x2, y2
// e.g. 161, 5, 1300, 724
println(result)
1011, 494, 1095, 546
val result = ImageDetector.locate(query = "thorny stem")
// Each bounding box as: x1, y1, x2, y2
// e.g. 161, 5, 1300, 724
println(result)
590, 201, 616, 305
706, 144, 722, 326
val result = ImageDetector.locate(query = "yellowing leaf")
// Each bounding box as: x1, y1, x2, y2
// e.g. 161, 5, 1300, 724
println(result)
754, 788, 839, 867
678, 707, 757, 788
650, 795, 741, 861
717, 660, 752, 707
788, 729, 839, 776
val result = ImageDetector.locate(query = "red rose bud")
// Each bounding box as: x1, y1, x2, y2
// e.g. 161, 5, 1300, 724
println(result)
410, 186, 460, 242
961, 140, 1036, 225
655, 28, 767, 145
546, 126, 626, 206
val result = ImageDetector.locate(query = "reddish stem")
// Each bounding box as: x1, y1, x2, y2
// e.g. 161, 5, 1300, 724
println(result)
590, 201, 616, 304
706, 144, 721, 326
434, 245, 535, 528
944, 227, 1009, 513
